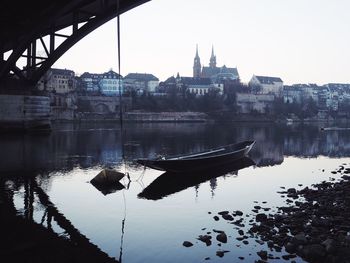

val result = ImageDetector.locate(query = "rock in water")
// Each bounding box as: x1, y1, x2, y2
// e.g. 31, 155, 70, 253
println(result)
182, 241, 193, 247
216, 250, 229, 257
91, 169, 125, 185
197, 235, 212, 246
90, 169, 125, 195
216, 232, 227, 243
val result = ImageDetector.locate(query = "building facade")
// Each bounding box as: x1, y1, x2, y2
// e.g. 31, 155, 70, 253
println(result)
37, 68, 76, 94
79, 72, 101, 93
79, 70, 122, 96
180, 76, 215, 96
123, 73, 159, 94
98, 70, 123, 96
249, 75, 283, 97
236, 93, 275, 114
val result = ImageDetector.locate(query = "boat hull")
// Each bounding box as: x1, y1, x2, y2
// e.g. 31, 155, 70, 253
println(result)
137, 140, 255, 173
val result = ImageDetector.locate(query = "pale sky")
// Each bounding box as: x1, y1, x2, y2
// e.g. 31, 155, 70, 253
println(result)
53, 0, 350, 85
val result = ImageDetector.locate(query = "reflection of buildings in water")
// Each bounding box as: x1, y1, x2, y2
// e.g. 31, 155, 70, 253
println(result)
283, 127, 350, 158
2, 123, 350, 175
124, 122, 216, 160
0, 129, 124, 173
233, 125, 284, 167
235, 124, 350, 166
209, 177, 217, 198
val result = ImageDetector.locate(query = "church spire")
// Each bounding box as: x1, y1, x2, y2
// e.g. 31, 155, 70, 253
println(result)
193, 44, 201, 78
209, 45, 216, 68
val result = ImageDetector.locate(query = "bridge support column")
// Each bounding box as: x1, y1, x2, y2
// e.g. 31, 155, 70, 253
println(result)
0, 94, 51, 131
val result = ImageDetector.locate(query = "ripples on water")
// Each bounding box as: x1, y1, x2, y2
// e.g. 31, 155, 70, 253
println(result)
1, 122, 350, 262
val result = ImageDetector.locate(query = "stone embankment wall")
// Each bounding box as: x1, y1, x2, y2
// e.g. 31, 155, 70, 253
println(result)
0, 95, 50, 130
51, 107, 75, 121
124, 112, 209, 122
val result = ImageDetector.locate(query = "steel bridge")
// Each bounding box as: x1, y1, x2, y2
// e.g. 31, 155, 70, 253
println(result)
0, 0, 150, 89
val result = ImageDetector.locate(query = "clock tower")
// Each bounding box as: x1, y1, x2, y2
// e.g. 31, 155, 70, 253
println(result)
193, 44, 202, 78
209, 45, 216, 68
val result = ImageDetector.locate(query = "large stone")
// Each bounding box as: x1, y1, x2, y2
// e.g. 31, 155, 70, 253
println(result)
257, 250, 268, 260
235, 210, 244, 216
285, 242, 297, 254
216, 250, 229, 257
256, 213, 268, 222
302, 244, 326, 262
197, 235, 212, 246
291, 232, 307, 245
90, 169, 125, 195
90, 169, 125, 185
222, 214, 233, 221
322, 239, 338, 254
256, 250, 267, 260
182, 241, 193, 247
216, 232, 227, 243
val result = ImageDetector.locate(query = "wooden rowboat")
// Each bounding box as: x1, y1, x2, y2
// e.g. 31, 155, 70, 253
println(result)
136, 140, 255, 173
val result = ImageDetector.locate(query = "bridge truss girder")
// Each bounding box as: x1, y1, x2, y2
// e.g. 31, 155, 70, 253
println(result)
0, 0, 149, 88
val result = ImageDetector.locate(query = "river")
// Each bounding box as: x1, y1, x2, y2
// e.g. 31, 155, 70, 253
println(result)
1, 122, 349, 262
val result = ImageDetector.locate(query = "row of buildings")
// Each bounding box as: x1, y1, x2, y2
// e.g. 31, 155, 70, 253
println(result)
36, 45, 350, 117
37, 68, 160, 96
35, 46, 282, 99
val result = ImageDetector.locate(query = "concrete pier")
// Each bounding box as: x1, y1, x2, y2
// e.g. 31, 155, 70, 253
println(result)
0, 94, 51, 131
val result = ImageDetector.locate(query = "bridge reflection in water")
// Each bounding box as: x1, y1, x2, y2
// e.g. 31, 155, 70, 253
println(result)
0, 173, 118, 263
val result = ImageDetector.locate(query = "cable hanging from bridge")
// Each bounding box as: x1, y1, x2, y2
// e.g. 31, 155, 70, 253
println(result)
116, 1, 129, 262
116, 0, 126, 161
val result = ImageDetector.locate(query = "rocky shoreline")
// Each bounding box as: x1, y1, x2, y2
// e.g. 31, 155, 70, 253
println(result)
183, 164, 350, 263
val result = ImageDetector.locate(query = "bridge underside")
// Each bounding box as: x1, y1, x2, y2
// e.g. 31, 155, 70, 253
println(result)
0, 0, 149, 90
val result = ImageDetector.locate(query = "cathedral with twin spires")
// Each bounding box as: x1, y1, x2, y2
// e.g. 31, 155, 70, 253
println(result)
193, 45, 239, 82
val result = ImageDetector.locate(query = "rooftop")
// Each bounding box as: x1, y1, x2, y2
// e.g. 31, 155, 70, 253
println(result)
255, 76, 283, 84
124, 73, 159, 81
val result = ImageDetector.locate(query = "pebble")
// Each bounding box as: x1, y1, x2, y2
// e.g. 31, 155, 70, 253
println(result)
197, 235, 212, 246
216, 232, 227, 243
216, 250, 229, 258
182, 241, 193, 247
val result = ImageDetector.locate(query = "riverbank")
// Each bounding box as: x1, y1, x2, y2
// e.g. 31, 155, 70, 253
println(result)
183, 163, 350, 263
248, 170, 350, 263
55, 111, 350, 124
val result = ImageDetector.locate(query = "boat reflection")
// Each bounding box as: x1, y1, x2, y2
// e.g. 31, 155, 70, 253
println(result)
138, 157, 255, 200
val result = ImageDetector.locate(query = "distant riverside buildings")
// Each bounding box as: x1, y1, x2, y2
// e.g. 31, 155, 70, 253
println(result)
236, 93, 275, 114
37, 68, 76, 94
178, 76, 215, 96
35, 44, 350, 119
249, 75, 284, 97
79, 69, 123, 96
123, 73, 159, 94
283, 83, 350, 111
36, 68, 77, 120
193, 45, 239, 81
162, 45, 240, 96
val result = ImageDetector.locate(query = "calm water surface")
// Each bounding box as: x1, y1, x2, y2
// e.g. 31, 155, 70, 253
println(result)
2, 122, 350, 262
